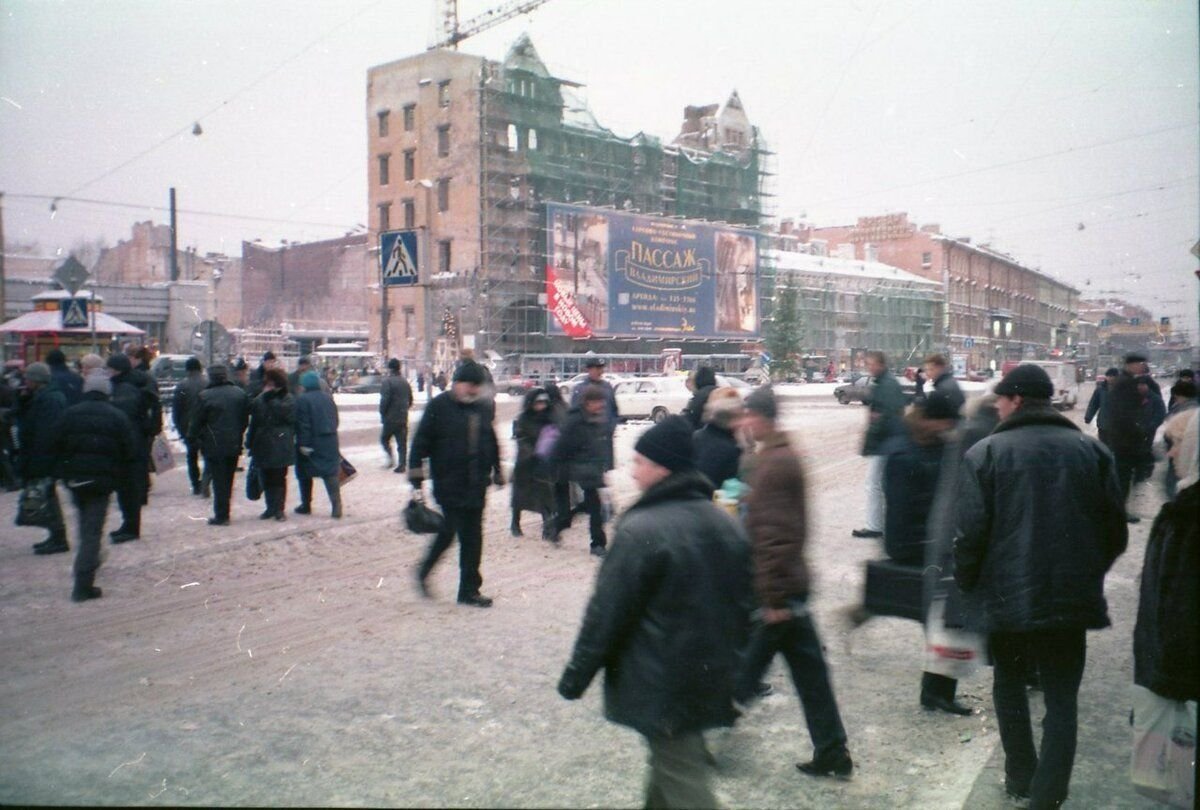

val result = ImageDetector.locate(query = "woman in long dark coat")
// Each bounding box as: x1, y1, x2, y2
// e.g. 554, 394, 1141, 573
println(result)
246, 367, 295, 521
511, 388, 556, 538
294, 370, 342, 518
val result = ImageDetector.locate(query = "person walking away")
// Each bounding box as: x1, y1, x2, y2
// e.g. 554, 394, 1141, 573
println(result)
287, 356, 325, 396
955, 364, 1127, 808
510, 388, 555, 539
293, 371, 343, 518
45, 349, 82, 405
52, 371, 137, 602
1084, 368, 1119, 446
683, 365, 718, 430
1161, 380, 1197, 499
380, 358, 413, 472
551, 386, 610, 556
173, 357, 210, 497
558, 416, 753, 809
188, 364, 250, 526
852, 351, 906, 538
15, 362, 69, 554
233, 358, 251, 392
107, 353, 162, 520
693, 387, 744, 489
569, 357, 619, 471
736, 386, 853, 780
408, 361, 502, 607
1107, 353, 1155, 521
246, 367, 295, 521
1135, 374, 1166, 483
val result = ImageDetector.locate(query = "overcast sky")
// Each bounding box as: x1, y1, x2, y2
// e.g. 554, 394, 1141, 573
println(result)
2, 0, 1197, 336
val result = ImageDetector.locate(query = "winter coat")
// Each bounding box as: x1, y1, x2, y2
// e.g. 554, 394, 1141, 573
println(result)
559, 469, 753, 739
927, 371, 965, 418
683, 367, 719, 429
51, 391, 137, 493
1107, 372, 1148, 460
862, 370, 907, 456
110, 369, 163, 440
552, 407, 608, 489
693, 422, 742, 489
247, 388, 296, 470
408, 390, 499, 509
15, 385, 68, 479
743, 430, 811, 608
511, 402, 555, 514
48, 362, 83, 406
172, 372, 207, 437
380, 373, 413, 425
294, 388, 341, 479
188, 380, 250, 460
1141, 391, 1167, 437
1084, 380, 1113, 432
883, 435, 944, 565
954, 405, 1128, 634
570, 378, 620, 433
1134, 480, 1200, 701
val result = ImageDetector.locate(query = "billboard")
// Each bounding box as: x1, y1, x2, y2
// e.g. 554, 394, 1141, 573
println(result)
545, 203, 759, 339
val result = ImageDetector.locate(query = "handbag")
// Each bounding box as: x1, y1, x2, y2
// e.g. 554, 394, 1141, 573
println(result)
150, 433, 175, 473
16, 478, 57, 527
1130, 685, 1197, 808
534, 424, 561, 461
404, 490, 445, 534
337, 455, 357, 485
245, 461, 263, 501
923, 597, 986, 681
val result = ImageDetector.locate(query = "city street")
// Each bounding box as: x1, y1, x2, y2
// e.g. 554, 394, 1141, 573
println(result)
0, 384, 1165, 808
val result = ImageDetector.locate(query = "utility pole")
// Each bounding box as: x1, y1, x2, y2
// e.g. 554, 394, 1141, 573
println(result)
169, 187, 179, 281
381, 261, 390, 359
0, 191, 6, 360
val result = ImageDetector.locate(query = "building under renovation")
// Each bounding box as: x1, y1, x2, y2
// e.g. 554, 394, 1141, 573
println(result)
366, 34, 773, 371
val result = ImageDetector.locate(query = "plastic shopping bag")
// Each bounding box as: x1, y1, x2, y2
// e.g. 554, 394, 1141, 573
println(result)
923, 597, 985, 681
1130, 685, 1197, 808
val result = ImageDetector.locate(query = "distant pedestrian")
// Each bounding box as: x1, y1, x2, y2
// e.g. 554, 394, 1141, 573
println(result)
551, 386, 610, 555
188, 364, 250, 526
416, 371, 425, 393
233, 358, 251, 392
52, 371, 137, 602
1084, 367, 1120, 446
510, 388, 555, 539
288, 356, 324, 396
1135, 374, 1166, 482
434, 370, 447, 392
682, 365, 718, 430
247, 367, 295, 521
736, 386, 854, 780
1108, 353, 1159, 521
692, 387, 743, 489
106, 354, 161, 542
380, 358, 413, 473
293, 370, 343, 518
409, 361, 501, 607
247, 351, 278, 400
852, 351, 906, 539
569, 357, 619, 470
955, 364, 1127, 808
44, 348, 82, 405
15, 362, 69, 554
173, 357, 210, 497
919, 354, 964, 415
558, 416, 753, 809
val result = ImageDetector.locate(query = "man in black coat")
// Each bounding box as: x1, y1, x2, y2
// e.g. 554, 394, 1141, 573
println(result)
106, 353, 162, 542
954, 364, 1127, 808
1083, 367, 1119, 446
15, 362, 69, 553
408, 361, 502, 608
52, 372, 137, 602
379, 358, 413, 472
45, 349, 82, 406
853, 350, 906, 538
919, 354, 964, 416
682, 365, 718, 430
558, 417, 752, 808
550, 387, 610, 555
188, 364, 250, 526
173, 357, 209, 496
1106, 352, 1156, 521
692, 387, 743, 489
569, 357, 619, 470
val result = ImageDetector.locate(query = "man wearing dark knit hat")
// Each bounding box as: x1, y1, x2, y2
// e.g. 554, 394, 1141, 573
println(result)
735, 385, 854, 780
558, 415, 752, 808
409, 360, 502, 608
955, 363, 1126, 807
1104, 353, 1159, 520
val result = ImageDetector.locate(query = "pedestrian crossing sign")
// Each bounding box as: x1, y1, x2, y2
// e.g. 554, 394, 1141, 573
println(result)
60, 298, 89, 327
380, 229, 419, 287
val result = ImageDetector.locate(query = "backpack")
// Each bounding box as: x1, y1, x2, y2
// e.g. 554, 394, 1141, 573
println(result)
534, 423, 561, 461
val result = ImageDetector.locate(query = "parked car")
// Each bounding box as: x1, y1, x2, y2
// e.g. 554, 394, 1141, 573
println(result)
834, 373, 918, 405
558, 372, 629, 400
501, 375, 540, 396
339, 374, 384, 394
614, 375, 692, 422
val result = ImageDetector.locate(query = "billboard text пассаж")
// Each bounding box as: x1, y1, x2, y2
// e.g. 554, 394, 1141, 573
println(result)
545, 203, 759, 340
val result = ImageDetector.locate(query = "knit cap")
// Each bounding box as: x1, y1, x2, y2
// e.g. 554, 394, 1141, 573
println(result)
634, 416, 695, 472
994, 364, 1053, 400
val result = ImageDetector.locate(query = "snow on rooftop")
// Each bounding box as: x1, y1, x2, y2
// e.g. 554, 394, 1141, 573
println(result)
764, 250, 939, 286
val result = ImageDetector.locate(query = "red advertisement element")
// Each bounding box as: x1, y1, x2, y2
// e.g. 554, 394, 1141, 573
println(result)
545, 264, 593, 339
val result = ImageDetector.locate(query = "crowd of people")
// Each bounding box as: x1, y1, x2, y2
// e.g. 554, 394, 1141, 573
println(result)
4, 343, 1197, 808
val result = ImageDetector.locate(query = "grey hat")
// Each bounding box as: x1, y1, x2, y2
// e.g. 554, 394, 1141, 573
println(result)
83, 370, 112, 396
744, 385, 777, 420
25, 362, 51, 384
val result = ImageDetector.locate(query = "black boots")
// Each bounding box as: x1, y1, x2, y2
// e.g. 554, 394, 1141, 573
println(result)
33, 530, 69, 555
920, 672, 972, 715
324, 476, 342, 519
796, 747, 853, 780
511, 513, 523, 537
72, 573, 102, 603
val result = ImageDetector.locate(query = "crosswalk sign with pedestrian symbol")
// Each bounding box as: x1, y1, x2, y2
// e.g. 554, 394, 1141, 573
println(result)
380, 229, 419, 287
60, 298, 89, 327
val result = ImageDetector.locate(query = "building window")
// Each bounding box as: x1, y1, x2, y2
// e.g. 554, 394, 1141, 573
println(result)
921, 251, 933, 269
403, 104, 415, 131
507, 123, 518, 152
438, 239, 451, 274
438, 80, 450, 107
402, 198, 415, 229
403, 149, 415, 181
528, 128, 538, 150
377, 153, 390, 185
403, 306, 415, 338
377, 110, 389, 137
378, 202, 391, 232
437, 125, 450, 157
437, 178, 449, 212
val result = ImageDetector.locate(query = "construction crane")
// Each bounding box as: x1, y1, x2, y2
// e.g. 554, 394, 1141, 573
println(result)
432, 0, 552, 50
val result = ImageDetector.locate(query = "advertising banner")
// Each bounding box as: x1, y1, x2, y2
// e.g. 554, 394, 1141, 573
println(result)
545, 203, 759, 339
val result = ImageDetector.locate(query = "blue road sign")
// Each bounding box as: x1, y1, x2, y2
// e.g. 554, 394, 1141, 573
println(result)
380, 229, 419, 287
963, 337, 975, 348
61, 298, 89, 327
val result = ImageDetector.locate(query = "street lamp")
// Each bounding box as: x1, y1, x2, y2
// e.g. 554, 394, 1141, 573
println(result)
411, 179, 436, 373
990, 310, 1012, 371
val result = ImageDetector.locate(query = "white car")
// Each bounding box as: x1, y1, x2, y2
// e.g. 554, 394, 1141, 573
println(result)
614, 376, 692, 423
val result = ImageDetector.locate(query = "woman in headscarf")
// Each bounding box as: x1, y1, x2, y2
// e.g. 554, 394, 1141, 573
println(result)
294, 370, 342, 518
246, 367, 295, 521
510, 388, 556, 539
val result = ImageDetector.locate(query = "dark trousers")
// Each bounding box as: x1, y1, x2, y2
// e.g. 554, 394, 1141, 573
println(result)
184, 440, 209, 494
644, 732, 717, 810
556, 484, 606, 548
297, 472, 341, 512
206, 455, 239, 521
738, 610, 848, 758
70, 489, 111, 585
991, 628, 1087, 808
1115, 454, 1137, 508
115, 463, 146, 535
419, 506, 484, 599
261, 466, 288, 515
381, 419, 408, 467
